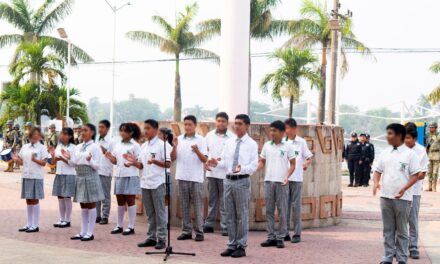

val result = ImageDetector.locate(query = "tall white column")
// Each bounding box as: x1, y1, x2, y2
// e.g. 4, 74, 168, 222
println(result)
219, 0, 251, 119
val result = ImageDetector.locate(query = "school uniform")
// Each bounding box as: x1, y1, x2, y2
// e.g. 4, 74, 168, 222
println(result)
373, 144, 421, 263
139, 136, 171, 243
204, 129, 235, 233
285, 136, 313, 239
96, 134, 114, 221
175, 134, 208, 237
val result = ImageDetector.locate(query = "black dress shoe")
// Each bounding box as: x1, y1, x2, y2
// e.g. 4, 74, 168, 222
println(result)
25, 227, 39, 233
284, 234, 291, 241
110, 226, 123, 234
58, 222, 71, 228
194, 234, 204, 241
203, 226, 214, 233
261, 239, 277, 247
220, 248, 235, 257
398, 262, 406, 264
70, 234, 83, 240
138, 239, 157, 247
231, 247, 246, 258
95, 217, 102, 223
221, 230, 228, 236
348, 184, 354, 187
155, 240, 166, 250
99, 218, 108, 225
276, 240, 285, 248
379, 262, 392, 264
53, 222, 61, 228
177, 233, 192, 240
291, 235, 301, 243
18, 226, 29, 232
410, 250, 420, 259
81, 235, 94, 241
122, 228, 135, 236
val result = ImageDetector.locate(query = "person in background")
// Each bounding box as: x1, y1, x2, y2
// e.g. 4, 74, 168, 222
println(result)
373, 123, 421, 264
204, 112, 234, 236
4, 120, 18, 172
46, 124, 59, 174
13, 123, 22, 169
22, 122, 33, 145
171, 115, 208, 242
359, 133, 374, 187
425, 122, 440, 192
74, 124, 83, 145
344, 132, 362, 187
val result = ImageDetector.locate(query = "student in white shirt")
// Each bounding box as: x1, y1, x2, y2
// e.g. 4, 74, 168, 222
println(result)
404, 123, 428, 260
105, 123, 141, 236
13, 127, 49, 233
284, 118, 313, 243
48, 127, 77, 229
96, 119, 114, 225
171, 115, 208, 242
258, 121, 296, 249
204, 112, 234, 236
373, 123, 422, 264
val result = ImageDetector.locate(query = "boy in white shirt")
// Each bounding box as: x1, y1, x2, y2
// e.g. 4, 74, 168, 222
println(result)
373, 123, 422, 264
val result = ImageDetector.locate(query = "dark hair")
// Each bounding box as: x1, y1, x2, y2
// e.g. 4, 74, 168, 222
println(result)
183, 115, 197, 125
119, 123, 141, 141
144, 119, 159, 129
270, 120, 285, 132
30, 127, 42, 138
84, 123, 97, 141
215, 112, 229, 121
405, 122, 417, 130
405, 122, 418, 139
159, 127, 173, 145
284, 118, 297, 128
386, 123, 406, 141
235, 114, 251, 125
61, 127, 75, 145
99, 119, 111, 129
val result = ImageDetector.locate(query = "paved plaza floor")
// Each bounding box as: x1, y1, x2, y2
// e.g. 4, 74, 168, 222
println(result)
0, 166, 439, 264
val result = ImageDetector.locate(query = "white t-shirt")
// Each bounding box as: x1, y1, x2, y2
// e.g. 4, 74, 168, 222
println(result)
97, 134, 114, 177
112, 139, 141, 177
205, 130, 235, 179
54, 143, 77, 175
19, 142, 50, 179
410, 143, 429, 196
260, 140, 296, 182
217, 134, 259, 176
175, 134, 207, 183
373, 144, 422, 201
73, 140, 101, 171
285, 136, 313, 182
140, 136, 171, 189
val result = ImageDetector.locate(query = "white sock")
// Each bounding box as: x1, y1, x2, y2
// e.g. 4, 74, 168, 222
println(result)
87, 208, 97, 236
26, 205, 33, 227
32, 204, 40, 228
58, 198, 66, 222
80, 209, 88, 236
127, 205, 136, 229
117, 206, 125, 228
64, 198, 72, 222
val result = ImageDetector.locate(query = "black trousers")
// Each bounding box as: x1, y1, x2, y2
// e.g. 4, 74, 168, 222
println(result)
347, 160, 360, 185
360, 162, 371, 185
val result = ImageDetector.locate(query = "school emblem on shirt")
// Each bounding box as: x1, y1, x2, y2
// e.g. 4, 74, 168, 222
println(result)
294, 150, 300, 156
150, 153, 156, 159
399, 162, 408, 172
279, 150, 286, 157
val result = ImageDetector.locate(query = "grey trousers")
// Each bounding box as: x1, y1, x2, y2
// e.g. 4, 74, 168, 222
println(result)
286, 181, 303, 236
380, 197, 412, 263
142, 184, 167, 241
178, 180, 203, 236
264, 181, 289, 240
96, 175, 112, 219
204, 177, 227, 230
224, 177, 250, 249
409, 195, 421, 252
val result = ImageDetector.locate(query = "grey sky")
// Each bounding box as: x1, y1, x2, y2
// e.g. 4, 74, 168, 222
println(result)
0, 0, 439, 115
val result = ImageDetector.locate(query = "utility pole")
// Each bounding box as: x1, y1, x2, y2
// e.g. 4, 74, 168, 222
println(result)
327, 0, 340, 125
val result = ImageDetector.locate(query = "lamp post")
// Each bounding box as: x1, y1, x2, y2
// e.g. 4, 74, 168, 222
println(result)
104, 0, 131, 136
57, 28, 71, 127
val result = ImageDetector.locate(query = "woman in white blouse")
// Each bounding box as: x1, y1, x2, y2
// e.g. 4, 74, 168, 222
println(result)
105, 123, 142, 236
12, 127, 49, 233
63, 124, 104, 242
48, 127, 77, 229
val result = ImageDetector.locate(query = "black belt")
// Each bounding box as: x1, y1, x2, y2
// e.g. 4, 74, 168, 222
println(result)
226, 174, 249, 180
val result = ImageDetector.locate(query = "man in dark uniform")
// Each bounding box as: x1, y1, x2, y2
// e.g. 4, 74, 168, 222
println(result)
359, 133, 374, 187
13, 123, 22, 169
3, 120, 17, 172
366, 134, 375, 163
344, 132, 362, 187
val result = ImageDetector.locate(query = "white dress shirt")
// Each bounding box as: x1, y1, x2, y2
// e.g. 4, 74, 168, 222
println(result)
72, 140, 101, 171
140, 136, 172, 189
285, 136, 313, 182
373, 144, 422, 201
260, 140, 296, 182
410, 143, 429, 196
54, 143, 77, 175
112, 139, 141, 177
19, 142, 49, 179
205, 129, 235, 179
175, 134, 207, 183
97, 134, 114, 177
217, 133, 259, 176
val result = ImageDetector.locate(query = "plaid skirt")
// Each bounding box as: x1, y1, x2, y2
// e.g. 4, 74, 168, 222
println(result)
74, 165, 105, 203
21, 178, 44, 200
52, 174, 76, 197
114, 176, 140, 195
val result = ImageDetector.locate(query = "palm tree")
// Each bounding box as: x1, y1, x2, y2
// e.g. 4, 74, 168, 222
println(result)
0, 0, 92, 63
285, 0, 370, 123
260, 48, 321, 118
126, 2, 219, 121
428, 62, 440, 104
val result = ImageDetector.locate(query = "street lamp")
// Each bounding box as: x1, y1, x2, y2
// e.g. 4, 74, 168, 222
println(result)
104, 0, 131, 136
57, 27, 71, 127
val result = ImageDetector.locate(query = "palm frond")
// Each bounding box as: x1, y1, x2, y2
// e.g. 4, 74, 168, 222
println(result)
428, 85, 440, 104
0, 34, 22, 48
41, 36, 93, 63
197, 19, 220, 37
37, 0, 73, 34
430, 62, 440, 73
126, 31, 178, 54
183, 48, 219, 64
0, 1, 32, 31
152, 15, 174, 37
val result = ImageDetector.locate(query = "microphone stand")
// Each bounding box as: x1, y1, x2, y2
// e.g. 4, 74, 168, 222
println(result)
146, 132, 196, 261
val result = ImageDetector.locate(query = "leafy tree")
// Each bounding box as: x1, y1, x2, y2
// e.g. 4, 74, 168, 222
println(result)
428, 62, 440, 104
126, 2, 219, 121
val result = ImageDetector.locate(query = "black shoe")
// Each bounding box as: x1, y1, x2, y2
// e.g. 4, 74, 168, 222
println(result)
155, 240, 166, 250
177, 233, 192, 240
231, 247, 246, 258
354, 184, 360, 187
348, 184, 354, 187
138, 239, 157, 247
221, 230, 228, 236
53, 222, 62, 228
70, 234, 83, 240
261, 239, 277, 247
110, 226, 123, 234
284, 234, 291, 241
220, 248, 235, 257
25, 227, 39, 233
379, 262, 392, 264
81, 235, 94, 241
95, 217, 102, 223
122, 228, 135, 236
203, 226, 214, 233
58, 222, 71, 228
194, 234, 204, 242
99, 218, 108, 225
18, 226, 29, 232
291, 235, 301, 243
398, 262, 406, 264
276, 240, 285, 248
410, 250, 420, 259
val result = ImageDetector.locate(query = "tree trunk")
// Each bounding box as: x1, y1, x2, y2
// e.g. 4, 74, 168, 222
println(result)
289, 96, 294, 118
173, 55, 182, 122
317, 46, 328, 124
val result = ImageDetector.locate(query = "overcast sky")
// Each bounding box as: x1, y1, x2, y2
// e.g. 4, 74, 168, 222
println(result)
0, 0, 439, 115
